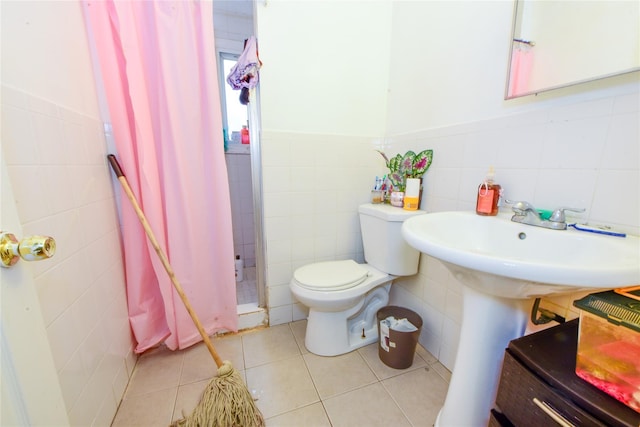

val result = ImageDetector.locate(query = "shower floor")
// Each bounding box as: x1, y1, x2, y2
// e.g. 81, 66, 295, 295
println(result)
236, 266, 258, 305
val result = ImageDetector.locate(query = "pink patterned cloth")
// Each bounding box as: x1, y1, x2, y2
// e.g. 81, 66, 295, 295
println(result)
82, 0, 238, 352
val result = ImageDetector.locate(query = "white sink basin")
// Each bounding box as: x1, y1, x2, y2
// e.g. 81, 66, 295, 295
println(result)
402, 211, 640, 298
401, 211, 640, 427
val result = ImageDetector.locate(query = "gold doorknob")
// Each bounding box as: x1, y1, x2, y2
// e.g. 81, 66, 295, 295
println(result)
0, 232, 56, 268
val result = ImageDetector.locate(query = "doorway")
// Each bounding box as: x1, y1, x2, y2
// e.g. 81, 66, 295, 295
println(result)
220, 53, 258, 308
213, 1, 266, 324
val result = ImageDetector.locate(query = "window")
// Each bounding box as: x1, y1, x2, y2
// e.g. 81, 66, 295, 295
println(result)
219, 52, 249, 144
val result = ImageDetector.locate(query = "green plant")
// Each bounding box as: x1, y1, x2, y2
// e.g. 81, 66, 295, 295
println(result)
377, 149, 433, 191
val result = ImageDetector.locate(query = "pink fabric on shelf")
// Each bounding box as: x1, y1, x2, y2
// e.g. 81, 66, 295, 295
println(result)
82, 0, 237, 352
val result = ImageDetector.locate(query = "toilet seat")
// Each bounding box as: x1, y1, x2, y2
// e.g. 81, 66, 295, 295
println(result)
293, 260, 369, 291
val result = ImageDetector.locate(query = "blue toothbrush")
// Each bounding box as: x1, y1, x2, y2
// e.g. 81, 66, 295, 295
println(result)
569, 223, 626, 238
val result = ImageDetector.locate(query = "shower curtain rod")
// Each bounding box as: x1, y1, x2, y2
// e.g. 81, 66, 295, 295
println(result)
513, 38, 535, 46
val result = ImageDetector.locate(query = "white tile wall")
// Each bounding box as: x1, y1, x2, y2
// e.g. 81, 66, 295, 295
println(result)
262, 90, 640, 371
1, 85, 135, 426
261, 131, 391, 325
213, 1, 253, 42
388, 90, 640, 369
225, 152, 256, 268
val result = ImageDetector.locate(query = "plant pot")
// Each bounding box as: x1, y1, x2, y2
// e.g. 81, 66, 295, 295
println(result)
390, 191, 404, 207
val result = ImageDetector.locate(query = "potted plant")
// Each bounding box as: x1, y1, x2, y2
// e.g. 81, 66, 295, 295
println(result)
377, 149, 433, 206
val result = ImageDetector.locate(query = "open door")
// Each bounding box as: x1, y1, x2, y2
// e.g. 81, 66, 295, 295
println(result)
0, 155, 68, 425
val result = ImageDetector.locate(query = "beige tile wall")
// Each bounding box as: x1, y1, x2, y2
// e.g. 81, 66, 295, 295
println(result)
2, 85, 135, 425
262, 91, 640, 370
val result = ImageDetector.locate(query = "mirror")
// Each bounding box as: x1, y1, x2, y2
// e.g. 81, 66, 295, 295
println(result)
506, 0, 639, 99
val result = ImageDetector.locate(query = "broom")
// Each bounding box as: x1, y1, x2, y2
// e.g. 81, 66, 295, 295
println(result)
107, 155, 265, 427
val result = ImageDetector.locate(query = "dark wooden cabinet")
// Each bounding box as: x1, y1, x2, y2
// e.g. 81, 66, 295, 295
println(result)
492, 319, 640, 427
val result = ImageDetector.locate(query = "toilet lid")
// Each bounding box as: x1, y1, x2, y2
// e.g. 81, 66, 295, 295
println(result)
294, 260, 369, 291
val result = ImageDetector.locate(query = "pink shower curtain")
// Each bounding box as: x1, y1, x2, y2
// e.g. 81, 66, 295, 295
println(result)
82, 0, 238, 352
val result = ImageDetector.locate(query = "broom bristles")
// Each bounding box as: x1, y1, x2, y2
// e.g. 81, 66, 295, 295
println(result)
172, 361, 265, 427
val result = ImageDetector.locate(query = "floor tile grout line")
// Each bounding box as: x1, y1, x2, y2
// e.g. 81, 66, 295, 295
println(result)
378, 369, 423, 427
288, 322, 333, 423
288, 322, 307, 355
169, 385, 181, 425
319, 400, 335, 427
284, 323, 386, 421
287, 323, 438, 401
241, 348, 304, 370
113, 320, 449, 426
170, 349, 188, 422
252, 326, 323, 422
262, 400, 327, 423
298, 347, 324, 405
430, 361, 452, 384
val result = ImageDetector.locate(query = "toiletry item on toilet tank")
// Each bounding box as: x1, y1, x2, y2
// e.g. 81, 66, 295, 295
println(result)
476, 167, 501, 216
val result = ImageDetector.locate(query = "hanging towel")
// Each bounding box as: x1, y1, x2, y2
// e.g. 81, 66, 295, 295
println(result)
226, 36, 262, 90
508, 42, 534, 97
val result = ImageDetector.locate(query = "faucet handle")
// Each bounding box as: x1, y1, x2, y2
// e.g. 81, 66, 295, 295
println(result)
549, 207, 586, 223
505, 200, 536, 212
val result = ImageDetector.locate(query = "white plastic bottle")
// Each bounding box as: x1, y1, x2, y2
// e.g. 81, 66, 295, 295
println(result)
235, 255, 244, 282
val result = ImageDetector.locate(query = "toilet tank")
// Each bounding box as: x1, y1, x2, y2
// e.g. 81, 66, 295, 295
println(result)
358, 203, 425, 276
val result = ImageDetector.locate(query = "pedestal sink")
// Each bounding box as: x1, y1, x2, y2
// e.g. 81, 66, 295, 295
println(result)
401, 211, 640, 427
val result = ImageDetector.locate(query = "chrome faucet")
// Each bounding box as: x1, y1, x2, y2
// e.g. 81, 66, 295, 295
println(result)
508, 200, 585, 230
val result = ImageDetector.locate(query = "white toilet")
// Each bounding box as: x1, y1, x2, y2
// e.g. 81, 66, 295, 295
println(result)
290, 203, 425, 356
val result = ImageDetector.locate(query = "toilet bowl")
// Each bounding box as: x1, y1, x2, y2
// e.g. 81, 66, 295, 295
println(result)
290, 204, 425, 357
290, 260, 394, 356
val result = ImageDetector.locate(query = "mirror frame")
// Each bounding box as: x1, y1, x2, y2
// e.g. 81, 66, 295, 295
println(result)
505, 0, 640, 99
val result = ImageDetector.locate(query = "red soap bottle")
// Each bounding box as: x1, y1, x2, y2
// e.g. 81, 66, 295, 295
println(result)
241, 125, 250, 144
476, 167, 501, 216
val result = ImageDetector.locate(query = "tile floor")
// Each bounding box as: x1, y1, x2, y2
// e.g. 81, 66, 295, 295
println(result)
112, 320, 451, 426
237, 267, 258, 305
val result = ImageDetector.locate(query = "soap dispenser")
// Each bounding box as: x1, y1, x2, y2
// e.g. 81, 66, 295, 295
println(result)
476, 167, 501, 216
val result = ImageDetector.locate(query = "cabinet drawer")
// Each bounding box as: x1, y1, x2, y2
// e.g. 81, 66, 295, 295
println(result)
496, 351, 605, 427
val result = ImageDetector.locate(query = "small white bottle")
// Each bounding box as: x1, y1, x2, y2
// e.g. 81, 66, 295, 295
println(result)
235, 255, 244, 282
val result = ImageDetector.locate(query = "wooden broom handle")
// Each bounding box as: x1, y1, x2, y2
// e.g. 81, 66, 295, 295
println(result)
107, 155, 224, 368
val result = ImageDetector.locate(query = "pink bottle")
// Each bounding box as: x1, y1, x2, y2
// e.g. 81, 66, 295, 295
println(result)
241, 126, 250, 144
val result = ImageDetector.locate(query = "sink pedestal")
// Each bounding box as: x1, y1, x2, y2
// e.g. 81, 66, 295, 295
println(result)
400, 211, 640, 426
436, 285, 530, 427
